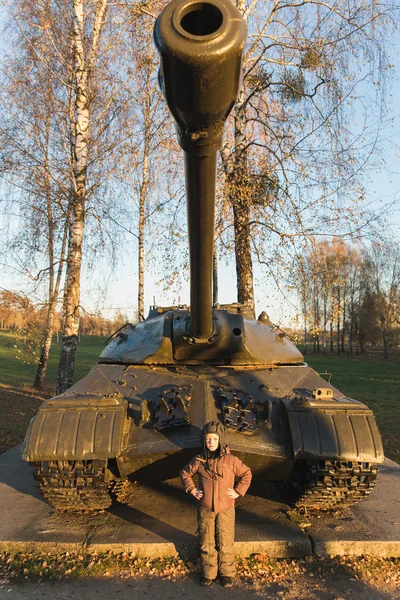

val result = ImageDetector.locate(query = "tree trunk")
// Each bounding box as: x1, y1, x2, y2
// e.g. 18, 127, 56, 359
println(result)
232, 194, 254, 312
323, 299, 327, 354
137, 145, 149, 321
34, 103, 68, 389
34, 310, 55, 388
57, 0, 107, 394
383, 329, 389, 359
57, 199, 85, 394
341, 293, 346, 353
348, 299, 353, 355
313, 279, 317, 353
34, 110, 55, 389
330, 320, 333, 352
35, 223, 68, 388
337, 317, 341, 354
316, 286, 320, 352
224, 75, 255, 314
138, 185, 146, 321
355, 316, 359, 355
213, 238, 218, 305
137, 61, 152, 322
303, 321, 307, 355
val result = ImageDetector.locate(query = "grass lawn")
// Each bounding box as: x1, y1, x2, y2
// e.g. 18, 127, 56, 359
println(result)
304, 348, 400, 464
0, 331, 107, 454
0, 330, 106, 389
0, 331, 398, 463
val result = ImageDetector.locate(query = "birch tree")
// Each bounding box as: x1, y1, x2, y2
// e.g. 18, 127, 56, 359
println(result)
56, 0, 104, 393
220, 0, 396, 310
31, 0, 140, 394
33, 107, 69, 387
0, 1, 73, 388
1, 0, 144, 392
107, 5, 180, 322
125, 15, 174, 322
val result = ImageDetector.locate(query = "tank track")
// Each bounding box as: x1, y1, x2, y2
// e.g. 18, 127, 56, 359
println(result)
295, 460, 378, 509
32, 460, 114, 511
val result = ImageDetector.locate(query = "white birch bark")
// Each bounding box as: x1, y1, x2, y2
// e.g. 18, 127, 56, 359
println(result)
57, 0, 108, 394
137, 64, 152, 322
28, 77, 69, 388
213, 238, 218, 306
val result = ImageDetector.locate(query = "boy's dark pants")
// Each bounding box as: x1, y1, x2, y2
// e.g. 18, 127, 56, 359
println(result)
197, 506, 235, 579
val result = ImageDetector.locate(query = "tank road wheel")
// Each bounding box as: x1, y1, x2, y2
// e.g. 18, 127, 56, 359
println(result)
294, 460, 378, 510
31, 460, 114, 511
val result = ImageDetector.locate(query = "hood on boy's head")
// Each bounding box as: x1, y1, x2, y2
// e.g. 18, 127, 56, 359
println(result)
202, 420, 226, 451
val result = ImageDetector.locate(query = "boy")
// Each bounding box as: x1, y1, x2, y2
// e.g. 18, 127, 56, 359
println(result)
180, 421, 252, 588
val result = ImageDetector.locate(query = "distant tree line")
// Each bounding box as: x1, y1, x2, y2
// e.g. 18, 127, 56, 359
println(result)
293, 241, 400, 358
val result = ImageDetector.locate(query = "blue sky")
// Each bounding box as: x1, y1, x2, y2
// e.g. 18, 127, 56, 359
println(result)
82, 54, 400, 326
1, 4, 399, 327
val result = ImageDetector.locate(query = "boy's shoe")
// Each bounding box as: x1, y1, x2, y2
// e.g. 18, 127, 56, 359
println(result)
200, 577, 214, 587
220, 576, 233, 588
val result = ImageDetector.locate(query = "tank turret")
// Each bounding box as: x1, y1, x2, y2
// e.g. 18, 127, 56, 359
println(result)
22, 0, 384, 511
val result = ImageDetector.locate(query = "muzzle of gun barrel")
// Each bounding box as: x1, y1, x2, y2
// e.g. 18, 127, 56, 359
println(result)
154, 0, 247, 157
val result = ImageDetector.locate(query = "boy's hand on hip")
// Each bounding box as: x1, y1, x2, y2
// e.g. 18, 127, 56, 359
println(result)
227, 488, 239, 499
191, 488, 204, 500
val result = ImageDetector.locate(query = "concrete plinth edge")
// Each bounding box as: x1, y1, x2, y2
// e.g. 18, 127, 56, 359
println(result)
84, 542, 182, 557
313, 540, 400, 558
0, 542, 85, 554
0, 540, 312, 559
2, 539, 400, 559
0, 541, 182, 557
234, 540, 312, 558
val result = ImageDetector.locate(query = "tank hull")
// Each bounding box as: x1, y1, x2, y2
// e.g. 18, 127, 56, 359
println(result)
23, 361, 383, 484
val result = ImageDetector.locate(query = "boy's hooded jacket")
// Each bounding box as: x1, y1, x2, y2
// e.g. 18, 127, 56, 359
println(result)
180, 421, 252, 513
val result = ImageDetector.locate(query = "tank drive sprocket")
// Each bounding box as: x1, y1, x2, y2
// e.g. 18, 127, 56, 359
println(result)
31, 460, 114, 511
295, 460, 378, 509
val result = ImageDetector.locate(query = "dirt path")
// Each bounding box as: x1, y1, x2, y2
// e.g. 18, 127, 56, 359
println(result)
0, 572, 399, 600
0, 385, 49, 454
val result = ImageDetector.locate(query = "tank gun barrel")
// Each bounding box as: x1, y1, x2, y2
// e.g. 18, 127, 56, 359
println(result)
154, 0, 246, 340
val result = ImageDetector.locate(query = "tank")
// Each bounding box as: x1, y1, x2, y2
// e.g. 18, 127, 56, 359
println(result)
22, 0, 384, 511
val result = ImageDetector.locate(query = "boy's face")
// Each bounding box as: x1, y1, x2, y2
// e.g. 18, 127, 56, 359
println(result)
205, 433, 219, 452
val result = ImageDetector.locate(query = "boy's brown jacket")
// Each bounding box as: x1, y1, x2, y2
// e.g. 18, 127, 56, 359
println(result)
180, 448, 252, 513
